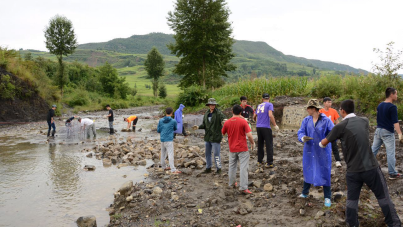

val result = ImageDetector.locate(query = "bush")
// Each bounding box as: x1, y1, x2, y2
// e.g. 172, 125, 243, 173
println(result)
67, 90, 90, 106
0, 74, 16, 99
311, 75, 343, 98
176, 85, 209, 107
158, 84, 167, 98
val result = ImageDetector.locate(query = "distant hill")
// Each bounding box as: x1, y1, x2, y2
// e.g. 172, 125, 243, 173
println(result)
78, 32, 367, 74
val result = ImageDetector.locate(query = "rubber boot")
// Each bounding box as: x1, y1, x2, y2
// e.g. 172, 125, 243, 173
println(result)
47, 130, 50, 137
110, 128, 114, 135
51, 130, 55, 138
132, 126, 136, 132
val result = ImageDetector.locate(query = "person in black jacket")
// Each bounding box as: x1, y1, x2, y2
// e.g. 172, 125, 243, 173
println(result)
47, 105, 57, 138
106, 105, 114, 135
320, 100, 401, 227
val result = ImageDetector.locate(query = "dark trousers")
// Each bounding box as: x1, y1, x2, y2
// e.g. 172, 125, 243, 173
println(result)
174, 125, 187, 137
302, 181, 331, 199
47, 121, 56, 136
132, 118, 138, 130
257, 127, 273, 164
332, 140, 341, 161
346, 167, 401, 227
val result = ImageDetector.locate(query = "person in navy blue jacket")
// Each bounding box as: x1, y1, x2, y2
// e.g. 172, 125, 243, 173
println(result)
157, 107, 181, 174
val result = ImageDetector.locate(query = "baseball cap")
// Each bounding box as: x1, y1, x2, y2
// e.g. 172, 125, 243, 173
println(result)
52, 104, 57, 108
262, 93, 270, 99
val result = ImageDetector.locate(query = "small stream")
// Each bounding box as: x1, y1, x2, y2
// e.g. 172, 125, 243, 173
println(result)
0, 110, 161, 227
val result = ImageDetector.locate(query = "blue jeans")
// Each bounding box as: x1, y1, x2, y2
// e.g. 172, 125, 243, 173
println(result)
302, 181, 331, 199
205, 142, 221, 169
372, 128, 397, 175
47, 121, 56, 136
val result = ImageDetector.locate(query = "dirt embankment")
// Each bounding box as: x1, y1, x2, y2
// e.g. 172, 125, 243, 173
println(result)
89, 124, 403, 227
0, 67, 49, 122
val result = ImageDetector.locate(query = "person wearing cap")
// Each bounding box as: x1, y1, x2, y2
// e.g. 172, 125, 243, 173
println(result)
124, 115, 138, 131
47, 104, 57, 138
174, 104, 187, 138
240, 96, 255, 121
319, 97, 342, 168
372, 87, 403, 180
253, 93, 279, 168
297, 99, 334, 207
320, 100, 401, 226
106, 105, 114, 135
78, 117, 96, 139
192, 98, 226, 174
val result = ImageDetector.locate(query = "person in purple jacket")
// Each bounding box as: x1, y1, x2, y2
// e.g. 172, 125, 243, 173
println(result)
174, 104, 187, 138
253, 93, 279, 168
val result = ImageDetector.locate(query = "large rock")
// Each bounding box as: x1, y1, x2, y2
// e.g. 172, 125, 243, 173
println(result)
263, 183, 273, 192
76, 215, 97, 227
153, 187, 163, 195
84, 165, 96, 171
119, 181, 133, 195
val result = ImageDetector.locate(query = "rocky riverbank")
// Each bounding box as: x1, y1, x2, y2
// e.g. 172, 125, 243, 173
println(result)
86, 126, 403, 227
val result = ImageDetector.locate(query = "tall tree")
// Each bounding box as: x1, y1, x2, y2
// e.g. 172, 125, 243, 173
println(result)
167, 0, 236, 90
44, 15, 78, 98
144, 47, 165, 97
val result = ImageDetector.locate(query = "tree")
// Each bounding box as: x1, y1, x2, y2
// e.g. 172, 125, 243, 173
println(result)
44, 15, 78, 98
167, 0, 236, 90
98, 61, 130, 99
158, 83, 167, 99
372, 42, 403, 80
144, 47, 165, 97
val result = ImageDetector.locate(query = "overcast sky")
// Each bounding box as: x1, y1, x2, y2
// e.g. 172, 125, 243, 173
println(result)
1, 0, 403, 73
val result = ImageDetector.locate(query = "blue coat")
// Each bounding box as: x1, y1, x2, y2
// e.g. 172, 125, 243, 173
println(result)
157, 116, 177, 142
174, 104, 185, 134
297, 113, 334, 186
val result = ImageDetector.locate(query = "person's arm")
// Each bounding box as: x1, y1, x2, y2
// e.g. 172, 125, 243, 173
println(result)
394, 123, 402, 140
297, 119, 307, 142
198, 115, 206, 129
107, 112, 112, 117
51, 111, 54, 124
334, 119, 339, 124
320, 124, 341, 147
127, 120, 131, 129
221, 122, 227, 136
246, 131, 255, 150
157, 121, 161, 133
268, 110, 276, 126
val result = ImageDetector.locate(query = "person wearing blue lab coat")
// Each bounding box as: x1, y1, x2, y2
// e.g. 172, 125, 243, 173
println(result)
297, 99, 334, 207
174, 104, 187, 137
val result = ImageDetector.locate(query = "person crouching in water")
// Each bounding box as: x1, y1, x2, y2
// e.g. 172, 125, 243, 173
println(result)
78, 117, 96, 139
124, 115, 138, 131
297, 99, 334, 207
157, 107, 181, 174
222, 105, 255, 194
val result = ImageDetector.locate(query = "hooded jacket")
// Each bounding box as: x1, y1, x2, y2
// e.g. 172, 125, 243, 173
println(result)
198, 108, 226, 143
174, 104, 185, 134
157, 116, 178, 142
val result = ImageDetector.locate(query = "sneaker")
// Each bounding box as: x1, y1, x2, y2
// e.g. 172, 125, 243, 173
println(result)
298, 194, 308, 198
257, 162, 263, 167
216, 169, 222, 174
242, 189, 252, 194
172, 170, 181, 175
389, 173, 403, 180
230, 182, 238, 188
335, 161, 342, 168
324, 198, 331, 207
265, 163, 274, 168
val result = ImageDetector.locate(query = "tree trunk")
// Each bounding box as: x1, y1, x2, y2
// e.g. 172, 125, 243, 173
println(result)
202, 58, 206, 89
58, 56, 64, 99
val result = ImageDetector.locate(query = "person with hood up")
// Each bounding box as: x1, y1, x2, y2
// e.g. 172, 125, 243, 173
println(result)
297, 99, 334, 207
157, 107, 181, 174
174, 104, 187, 138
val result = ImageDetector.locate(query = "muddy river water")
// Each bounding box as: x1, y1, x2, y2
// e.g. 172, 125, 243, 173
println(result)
0, 108, 165, 227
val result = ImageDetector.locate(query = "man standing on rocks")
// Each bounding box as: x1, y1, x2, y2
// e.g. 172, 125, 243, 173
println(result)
158, 107, 181, 174
106, 105, 114, 135
124, 115, 138, 131
319, 97, 342, 168
78, 117, 96, 139
253, 93, 279, 168
47, 104, 57, 138
222, 105, 255, 194
193, 98, 226, 174
174, 104, 187, 138
372, 87, 403, 179
297, 99, 334, 207
320, 100, 401, 226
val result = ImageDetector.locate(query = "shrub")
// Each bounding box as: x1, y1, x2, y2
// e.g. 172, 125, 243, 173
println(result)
67, 91, 90, 106
158, 84, 167, 99
176, 85, 209, 107
0, 74, 16, 99
311, 75, 343, 98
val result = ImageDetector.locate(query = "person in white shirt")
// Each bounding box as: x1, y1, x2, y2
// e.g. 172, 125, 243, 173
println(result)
78, 117, 96, 139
